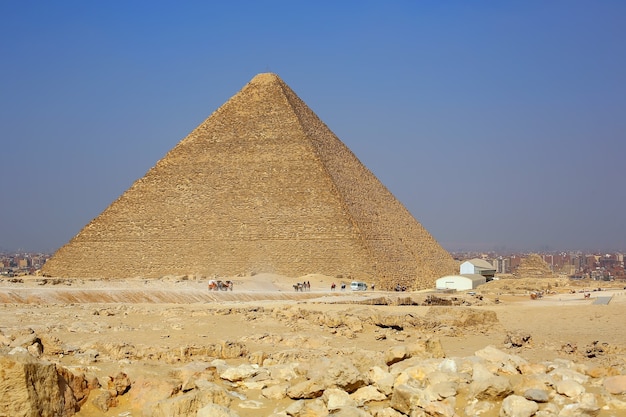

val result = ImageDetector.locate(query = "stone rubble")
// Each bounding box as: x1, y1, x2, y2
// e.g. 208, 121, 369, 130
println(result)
2, 337, 626, 416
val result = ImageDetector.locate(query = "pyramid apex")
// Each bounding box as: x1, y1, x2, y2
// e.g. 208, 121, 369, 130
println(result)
250, 72, 282, 84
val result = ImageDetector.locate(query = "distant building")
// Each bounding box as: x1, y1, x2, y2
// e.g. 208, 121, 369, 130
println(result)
492, 257, 510, 274
460, 258, 496, 280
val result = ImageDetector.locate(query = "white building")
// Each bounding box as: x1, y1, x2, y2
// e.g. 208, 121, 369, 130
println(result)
460, 258, 496, 279
436, 274, 486, 291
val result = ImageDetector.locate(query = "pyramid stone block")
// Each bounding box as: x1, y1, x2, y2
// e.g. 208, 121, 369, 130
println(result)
42, 73, 456, 289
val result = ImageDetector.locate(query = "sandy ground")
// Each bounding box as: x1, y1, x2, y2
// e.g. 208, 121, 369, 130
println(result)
1, 274, 626, 416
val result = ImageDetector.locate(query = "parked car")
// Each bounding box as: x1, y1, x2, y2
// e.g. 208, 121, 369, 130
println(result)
350, 281, 367, 291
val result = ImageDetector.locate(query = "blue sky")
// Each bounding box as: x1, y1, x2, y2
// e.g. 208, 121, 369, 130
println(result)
1, 1, 624, 254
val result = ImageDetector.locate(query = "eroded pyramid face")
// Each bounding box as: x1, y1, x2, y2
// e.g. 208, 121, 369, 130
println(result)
42, 73, 456, 289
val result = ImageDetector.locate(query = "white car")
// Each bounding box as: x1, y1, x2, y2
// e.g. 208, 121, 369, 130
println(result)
350, 281, 367, 291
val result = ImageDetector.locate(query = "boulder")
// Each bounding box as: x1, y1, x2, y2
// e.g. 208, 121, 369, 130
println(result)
286, 379, 325, 399
390, 383, 439, 415
474, 345, 527, 374
518, 362, 548, 375
390, 383, 419, 415
127, 375, 182, 414
261, 383, 289, 400
469, 375, 513, 400
367, 366, 394, 396
91, 390, 117, 412
295, 398, 328, 416
108, 371, 131, 395
324, 388, 357, 410
267, 363, 300, 381
57, 366, 99, 407
555, 379, 585, 398
523, 388, 549, 403
604, 375, 626, 395
350, 385, 387, 405
147, 380, 232, 417
499, 394, 539, 417
219, 364, 259, 382
0, 351, 92, 417
306, 357, 366, 393
384, 346, 408, 366
428, 381, 458, 399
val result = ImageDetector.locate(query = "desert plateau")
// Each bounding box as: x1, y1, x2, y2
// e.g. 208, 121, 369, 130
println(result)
2, 274, 626, 417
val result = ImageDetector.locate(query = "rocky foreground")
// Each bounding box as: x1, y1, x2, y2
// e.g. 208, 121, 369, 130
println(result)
1, 277, 626, 416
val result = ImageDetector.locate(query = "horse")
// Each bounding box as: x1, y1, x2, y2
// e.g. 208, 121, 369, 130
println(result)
218, 280, 233, 291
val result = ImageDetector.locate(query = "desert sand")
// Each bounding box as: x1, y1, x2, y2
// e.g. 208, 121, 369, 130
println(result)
1, 274, 626, 416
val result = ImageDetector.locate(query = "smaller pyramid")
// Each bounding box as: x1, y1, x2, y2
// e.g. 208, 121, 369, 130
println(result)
514, 254, 554, 278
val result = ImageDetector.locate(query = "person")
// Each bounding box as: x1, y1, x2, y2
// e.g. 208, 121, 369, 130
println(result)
331, 282, 336, 291
371, 283, 375, 291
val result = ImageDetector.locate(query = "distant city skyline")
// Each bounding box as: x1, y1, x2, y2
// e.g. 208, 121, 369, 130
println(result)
1, 2, 625, 254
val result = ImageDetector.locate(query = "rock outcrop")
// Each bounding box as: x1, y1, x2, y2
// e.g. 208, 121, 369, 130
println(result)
0, 349, 98, 417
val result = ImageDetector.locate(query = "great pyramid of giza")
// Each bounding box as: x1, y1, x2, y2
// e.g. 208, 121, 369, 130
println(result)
42, 73, 457, 290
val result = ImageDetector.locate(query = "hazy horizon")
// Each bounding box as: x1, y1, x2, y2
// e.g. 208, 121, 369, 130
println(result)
1, 2, 625, 254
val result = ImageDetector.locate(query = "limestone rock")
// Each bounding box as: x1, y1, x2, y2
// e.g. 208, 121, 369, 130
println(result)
324, 388, 357, 410
91, 390, 117, 412
350, 385, 387, 405
148, 381, 233, 417
475, 345, 527, 374
604, 375, 626, 394
499, 394, 539, 417
108, 371, 131, 395
555, 378, 586, 398
0, 351, 93, 417
469, 375, 513, 400
261, 383, 289, 400
306, 357, 366, 393
367, 366, 394, 396
219, 364, 259, 382
523, 388, 550, 403
286, 379, 325, 399
384, 346, 408, 366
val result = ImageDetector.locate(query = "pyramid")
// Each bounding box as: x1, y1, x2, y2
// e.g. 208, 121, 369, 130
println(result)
514, 254, 554, 278
42, 73, 457, 289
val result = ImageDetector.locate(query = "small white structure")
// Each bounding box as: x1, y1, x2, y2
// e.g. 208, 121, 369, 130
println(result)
436, 274, 486, 291
460, 258, 496, 279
